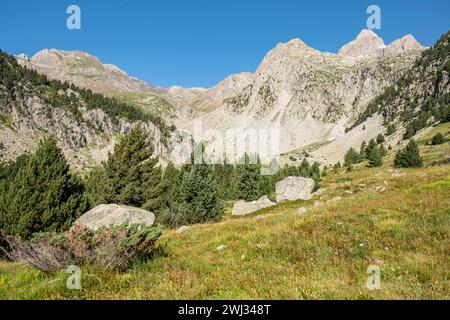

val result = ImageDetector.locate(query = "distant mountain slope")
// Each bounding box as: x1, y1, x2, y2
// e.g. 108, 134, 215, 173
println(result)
170, 30, 425, 164
0, 51, 190, 169
352, 31, 450, 137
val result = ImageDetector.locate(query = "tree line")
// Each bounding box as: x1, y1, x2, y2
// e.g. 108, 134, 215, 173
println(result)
0, 126, 326, 238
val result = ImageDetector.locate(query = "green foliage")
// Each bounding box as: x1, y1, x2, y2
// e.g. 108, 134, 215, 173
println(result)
376, 134, 385, 144
0, 137, 88, 238
344, 147, 360, 167
365, 139, 378, 160
431, 132, 446, 145
394, 139, 423, 168
379, 144, 387, 157
367, 146, 383, 167
298, 158, 310, 176
84, 167, 106, 207
386, 124, 396, 136
237, 153, 261, 201
101, 126, 162, 212
179, 161, 224, 225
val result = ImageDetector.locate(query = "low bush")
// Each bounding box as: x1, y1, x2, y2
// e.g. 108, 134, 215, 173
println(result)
431, 132, 446, 145
1, 224, 163, 273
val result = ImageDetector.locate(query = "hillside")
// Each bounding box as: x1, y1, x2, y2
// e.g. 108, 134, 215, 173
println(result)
0, 122, 448, 299
0, 51, 191, 169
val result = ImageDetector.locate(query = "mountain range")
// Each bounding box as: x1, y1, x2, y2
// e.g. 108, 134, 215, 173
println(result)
2, 29, 449, 169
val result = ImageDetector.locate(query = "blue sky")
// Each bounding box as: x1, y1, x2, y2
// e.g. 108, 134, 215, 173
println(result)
0, 0, 449, 88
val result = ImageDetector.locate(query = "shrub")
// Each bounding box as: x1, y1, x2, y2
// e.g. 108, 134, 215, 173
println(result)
1, 224, 163, 273
431, 132, 446, 145
394, 139, 423, 168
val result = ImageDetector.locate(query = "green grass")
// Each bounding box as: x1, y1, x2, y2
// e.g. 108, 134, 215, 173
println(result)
0, 132, 449, 300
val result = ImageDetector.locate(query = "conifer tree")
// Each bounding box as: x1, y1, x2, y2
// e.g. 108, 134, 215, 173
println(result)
237, 153, 261, 201
359, 141, 367, 161
102, 126, 162, 212
0, 137, 88, 238
368, 146, 383, 167
344, 147, 360, 167
160, 162, 182, 211
310, 162, 321, 180
298, 158, 310, 177
394, 139, 423, 167
379, 144, 387, 157
365, 139, 377, 160
180, 160, 223, 224
376, 134, 385, 144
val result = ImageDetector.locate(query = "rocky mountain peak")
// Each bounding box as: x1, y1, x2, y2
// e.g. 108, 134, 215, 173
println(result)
385, 34, 423, 52
16, 49, 156, 94
339, 29, 386, 57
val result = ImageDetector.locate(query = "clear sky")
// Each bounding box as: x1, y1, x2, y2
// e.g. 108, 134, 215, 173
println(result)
0, 0, 449, 88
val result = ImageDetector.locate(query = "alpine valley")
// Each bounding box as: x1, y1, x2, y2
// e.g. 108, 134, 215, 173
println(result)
2, 29, 448, 170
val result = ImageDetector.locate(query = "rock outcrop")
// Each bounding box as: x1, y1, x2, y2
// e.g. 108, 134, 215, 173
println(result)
232, 196, 276, 216
73, 204, 155, 230
275, 177, 315, 202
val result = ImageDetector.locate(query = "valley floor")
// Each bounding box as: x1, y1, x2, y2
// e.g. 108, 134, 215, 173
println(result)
0, 125, 449, 299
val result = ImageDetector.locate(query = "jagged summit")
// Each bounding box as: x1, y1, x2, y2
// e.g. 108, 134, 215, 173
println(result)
385, 34, 423, 52
339, 29, 424, 58
338, 29, 386, 57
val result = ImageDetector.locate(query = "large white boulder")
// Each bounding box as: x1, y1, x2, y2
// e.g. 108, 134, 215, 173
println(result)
275, 176, 315, 203
232, 196, 276, 216
73, 204, 155, 230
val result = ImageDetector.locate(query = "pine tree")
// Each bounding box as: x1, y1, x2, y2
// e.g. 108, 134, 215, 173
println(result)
257, 175, 273, 198
376, 134, 385, 144
0, 137, 88, 238
180, 162, 223, 224
368, 146, 383, 167
344, 147, 360, 167
237, 153, 261, 201
160, 162, 181, 211
359, 141, 367, 161
298, 158, 310, 177
101, 126, 162, 212
309, 162, 321, 184
394, 139, 423, 167
365, 139, 377, 160
379, 144, 387, 157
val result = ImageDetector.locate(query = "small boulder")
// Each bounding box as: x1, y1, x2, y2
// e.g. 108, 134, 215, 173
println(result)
232, 195, 276, 216
176, 226, 190, 234
216, 245, 226, 251
275, 176, 315, 203
73, 204, 155, 231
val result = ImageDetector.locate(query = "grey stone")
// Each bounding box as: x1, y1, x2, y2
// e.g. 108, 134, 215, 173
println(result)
73, 204, 155, 230
275, 176, 315, 203
232, 195, 276, 216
